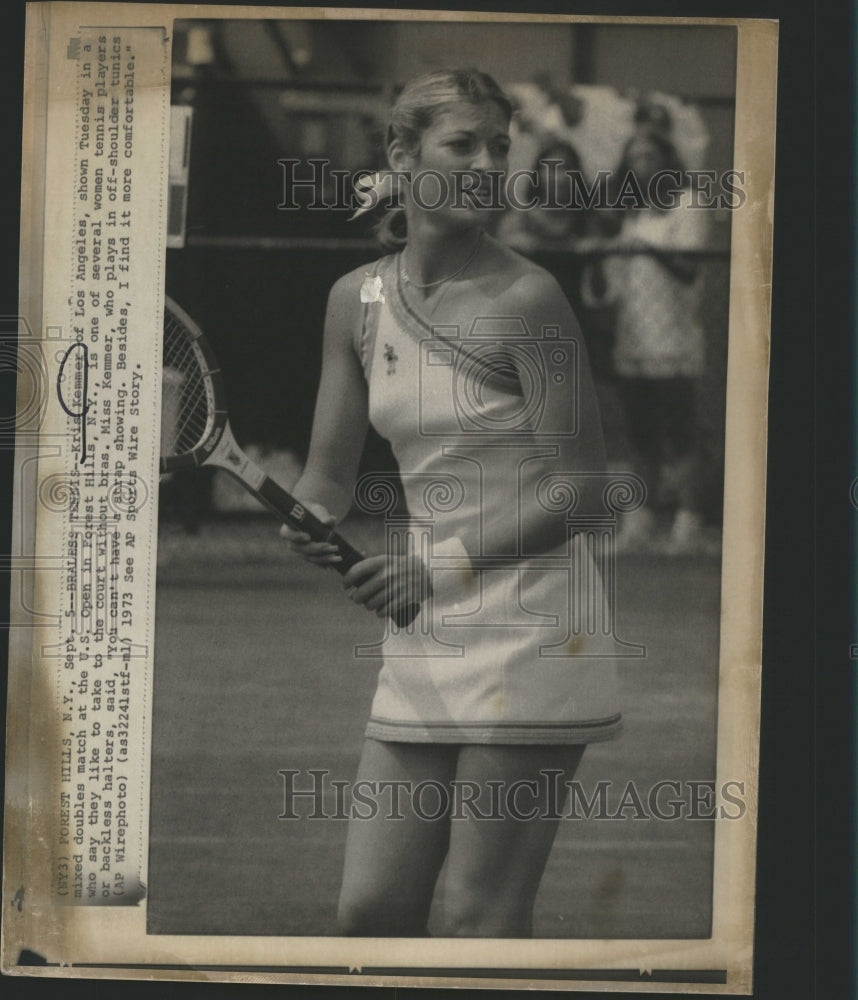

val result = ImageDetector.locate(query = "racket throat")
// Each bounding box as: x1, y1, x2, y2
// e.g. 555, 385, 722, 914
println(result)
209, 422, 267, 493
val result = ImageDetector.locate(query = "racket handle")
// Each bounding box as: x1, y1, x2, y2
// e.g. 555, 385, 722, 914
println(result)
326, 530, 367, 572
328, 530, 420, 628
392, 603, 421, 628
255, 477, 421, 627
393, 603, 421, 628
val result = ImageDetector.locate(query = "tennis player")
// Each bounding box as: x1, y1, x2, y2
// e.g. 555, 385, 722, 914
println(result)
282, 69, 621, 938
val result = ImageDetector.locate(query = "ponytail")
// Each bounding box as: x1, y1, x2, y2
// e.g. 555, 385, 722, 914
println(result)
373, 207, 408, 251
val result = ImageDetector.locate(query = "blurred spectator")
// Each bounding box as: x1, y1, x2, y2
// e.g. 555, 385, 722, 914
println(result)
633, 96, 674, 134
499, 139, 591, 252
587, 124, 710, 553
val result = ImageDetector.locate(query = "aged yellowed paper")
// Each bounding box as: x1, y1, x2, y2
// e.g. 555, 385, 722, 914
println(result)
5, 4, 775, 991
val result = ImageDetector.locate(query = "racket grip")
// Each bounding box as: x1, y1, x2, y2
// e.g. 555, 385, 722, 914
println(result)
393, 603, 420, 628
327, 531, 421, 628
255, 477, 422, 627
326, 531, 366, 572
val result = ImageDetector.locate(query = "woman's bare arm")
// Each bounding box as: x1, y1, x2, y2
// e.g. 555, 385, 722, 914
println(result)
291, 269, 370, 522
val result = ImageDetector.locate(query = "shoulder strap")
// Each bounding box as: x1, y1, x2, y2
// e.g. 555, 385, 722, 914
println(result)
354, 256, 394, 377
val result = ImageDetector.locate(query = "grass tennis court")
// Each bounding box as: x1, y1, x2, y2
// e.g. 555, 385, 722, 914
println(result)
147, 518, 720, 939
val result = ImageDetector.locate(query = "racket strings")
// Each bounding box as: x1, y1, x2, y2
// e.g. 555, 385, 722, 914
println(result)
162, 311, 214, 457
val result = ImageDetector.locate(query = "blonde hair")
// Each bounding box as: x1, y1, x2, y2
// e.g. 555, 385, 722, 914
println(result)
374, 69, 513, 251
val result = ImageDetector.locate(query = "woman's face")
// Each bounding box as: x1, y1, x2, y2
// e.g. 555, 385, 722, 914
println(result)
624, 135, 667, 187
393, 99, 511, 228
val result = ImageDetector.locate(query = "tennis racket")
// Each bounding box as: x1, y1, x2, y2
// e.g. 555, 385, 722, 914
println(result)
160, 295, 420, 628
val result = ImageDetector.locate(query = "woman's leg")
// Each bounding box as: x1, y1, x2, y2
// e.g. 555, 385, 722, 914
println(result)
337, 738, 457, 936
661, 377, 700, 511
619, 377, 662, 500
615, 378, 659, 549
661, 377, 704, 550
441, 743, 586, 938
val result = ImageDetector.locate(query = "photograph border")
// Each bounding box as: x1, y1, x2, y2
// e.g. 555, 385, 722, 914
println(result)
1, 8, 828, 996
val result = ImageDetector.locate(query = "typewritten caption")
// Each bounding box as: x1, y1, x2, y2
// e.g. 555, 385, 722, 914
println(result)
48, 26, 166, 906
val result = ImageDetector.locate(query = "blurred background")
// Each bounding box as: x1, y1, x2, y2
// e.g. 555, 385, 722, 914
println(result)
150, 19, 736, 943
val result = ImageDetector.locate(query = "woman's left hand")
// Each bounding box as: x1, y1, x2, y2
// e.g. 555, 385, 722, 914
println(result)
342, 553, 431, 619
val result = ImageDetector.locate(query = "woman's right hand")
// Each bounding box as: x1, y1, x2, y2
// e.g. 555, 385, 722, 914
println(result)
280, 501, 343, 567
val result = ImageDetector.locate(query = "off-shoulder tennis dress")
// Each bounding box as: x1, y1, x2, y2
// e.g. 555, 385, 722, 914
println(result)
354, 252, 622, 745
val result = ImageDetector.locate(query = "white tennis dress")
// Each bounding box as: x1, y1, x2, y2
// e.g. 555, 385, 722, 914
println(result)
354, 253, 623, 745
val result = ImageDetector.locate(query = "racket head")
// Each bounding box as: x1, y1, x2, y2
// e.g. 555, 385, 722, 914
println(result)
161, 295, 229, 472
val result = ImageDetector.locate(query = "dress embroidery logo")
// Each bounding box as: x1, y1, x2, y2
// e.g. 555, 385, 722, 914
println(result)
384, 344, 398, 375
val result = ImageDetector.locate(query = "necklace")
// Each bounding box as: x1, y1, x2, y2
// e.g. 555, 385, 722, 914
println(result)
400, 231, 483, 289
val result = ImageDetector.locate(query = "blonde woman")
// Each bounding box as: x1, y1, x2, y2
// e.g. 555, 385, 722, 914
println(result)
283, 69, 621, 938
